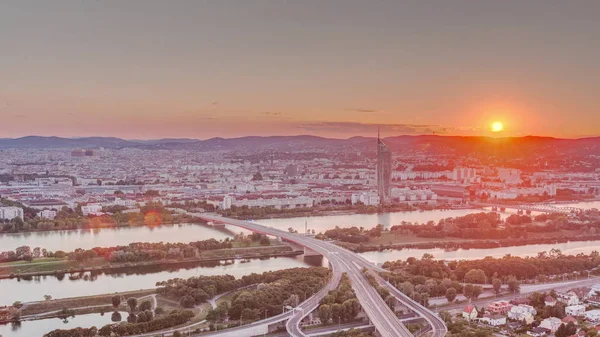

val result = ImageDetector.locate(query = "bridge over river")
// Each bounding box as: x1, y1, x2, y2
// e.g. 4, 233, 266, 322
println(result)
476, 202, 583, 215
187, 212, 447, 337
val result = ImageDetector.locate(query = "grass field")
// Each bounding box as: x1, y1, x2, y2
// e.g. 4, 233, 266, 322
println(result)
359, 227, 587, 247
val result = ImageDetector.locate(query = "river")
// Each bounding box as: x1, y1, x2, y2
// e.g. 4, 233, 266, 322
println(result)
359, 239, 600, 264
0, 311, 129, 337
0, 208, 489, 251
1, 204, 599, 336
0, 255, 327, 305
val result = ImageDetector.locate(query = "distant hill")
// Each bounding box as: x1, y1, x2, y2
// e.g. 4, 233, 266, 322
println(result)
0, 135, 598, 158
0, 136, 141, 149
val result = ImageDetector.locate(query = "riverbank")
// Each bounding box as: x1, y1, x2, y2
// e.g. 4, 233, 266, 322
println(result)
0, 244, 301, 280
19, 289, 156, 318
218, 203, 470, 221
339, 229, 600, 253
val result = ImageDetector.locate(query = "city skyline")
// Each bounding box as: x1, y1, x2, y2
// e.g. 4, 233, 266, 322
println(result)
2, 1, 600, 139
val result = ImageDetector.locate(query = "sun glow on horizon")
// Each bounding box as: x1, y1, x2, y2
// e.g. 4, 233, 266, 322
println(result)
491, 121, 504, 132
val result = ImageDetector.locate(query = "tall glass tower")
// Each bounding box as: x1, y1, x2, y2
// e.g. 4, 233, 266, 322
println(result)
377, 131, 392, 205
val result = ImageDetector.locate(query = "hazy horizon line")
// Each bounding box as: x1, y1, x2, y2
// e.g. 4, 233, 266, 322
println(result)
3, 133, 599, 142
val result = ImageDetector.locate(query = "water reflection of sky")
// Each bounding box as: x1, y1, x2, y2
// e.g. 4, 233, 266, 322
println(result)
0, 208, 492, 251
0, 311, 128, 337
359, 239, 600, 264
0, 255, 327, 305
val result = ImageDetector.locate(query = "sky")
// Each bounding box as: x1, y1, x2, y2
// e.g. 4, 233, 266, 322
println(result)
1, 1, 599, 139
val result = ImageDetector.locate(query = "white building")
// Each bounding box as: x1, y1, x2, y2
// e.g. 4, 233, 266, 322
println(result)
539, 317, 562, 333
462, 305, 477, 320
0, 207, 24, 220
588, 284, 600, 298
497, 168, 523, 184
557, 291, 580, 306
565, 305, 586, 317
508, 305, 537, 324
113, 199, 137, 208
480, 314, 506, 326
453, 167, 477, 182
585, 309, 600, 322
81, 204, 103, 216
37, 209, 57, 220
351, 192, 380, 206
222, 195, 234, 210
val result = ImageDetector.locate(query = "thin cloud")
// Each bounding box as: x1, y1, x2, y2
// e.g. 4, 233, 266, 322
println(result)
346, 108, 378, 113
261, 111, 283, 116
296, 121, 451, 135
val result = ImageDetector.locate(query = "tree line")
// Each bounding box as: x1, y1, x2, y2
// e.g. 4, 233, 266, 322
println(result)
318, 273, 362, 324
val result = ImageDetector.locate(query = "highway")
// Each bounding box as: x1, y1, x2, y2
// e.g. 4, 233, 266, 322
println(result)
192, 212, 448, 337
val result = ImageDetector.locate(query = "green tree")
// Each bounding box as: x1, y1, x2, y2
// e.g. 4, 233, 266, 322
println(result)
472, 285, 483, 299
319, 304, 332, 324
127, 312, 137, 323
331, 303, 342, 323
445, 288, 457, 303
492, 278, 502, 294
464, 269, 486, 284
127, 297, 138, 312
464, 284, 474, 299
111, 296, 121, 309
111, 311, 122, 322
507, 276, 521, 293
137, 311, 148, 323
139, 300, 152, 312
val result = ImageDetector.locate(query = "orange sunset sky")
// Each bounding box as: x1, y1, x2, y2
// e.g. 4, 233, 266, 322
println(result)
1, 1, 599, 139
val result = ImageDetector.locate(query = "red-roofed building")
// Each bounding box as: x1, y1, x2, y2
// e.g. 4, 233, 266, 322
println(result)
463, 305, 478, 320
545, 296, 557, 307
488, 300, 513, 314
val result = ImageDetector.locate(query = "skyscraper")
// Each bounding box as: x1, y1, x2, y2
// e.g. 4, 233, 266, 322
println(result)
377, 131, 392, 205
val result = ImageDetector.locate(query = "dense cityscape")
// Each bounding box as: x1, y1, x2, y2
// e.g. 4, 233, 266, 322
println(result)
2, 1, 600, 337
0, 135, 599, 337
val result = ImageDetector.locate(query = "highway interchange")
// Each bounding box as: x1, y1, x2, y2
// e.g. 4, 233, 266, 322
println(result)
194, 213, 448, 337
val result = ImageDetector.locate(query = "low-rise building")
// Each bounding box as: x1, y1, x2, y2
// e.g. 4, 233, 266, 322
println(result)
557, 291, 580, 306
508, 304, 537, 324
463, 305, 478, 320
0, 206, 23, 220
561, 315, 578, 325
488, 300, 513, 314
527, 327, 549, 337
37, 209, 57, 220
565, 304, 586, 317
544, 295, 557, 307
351, 192, 380, 206
481, 314, 506, 326
585, 309, 600, 322
539, 317, 562, 333
81, 204, 103, 216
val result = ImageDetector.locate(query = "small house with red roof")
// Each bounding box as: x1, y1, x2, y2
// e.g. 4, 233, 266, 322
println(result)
463, 304, 478, 320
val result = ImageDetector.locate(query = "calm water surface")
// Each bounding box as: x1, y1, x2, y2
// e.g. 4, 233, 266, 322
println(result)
0, 255, 327, 305
1, 204, 599, 335
0, 223, 238, 251
0, 208, 489, 251
257, 208, 492, 233
359, 239, 600, 264
0, 311, 128, 337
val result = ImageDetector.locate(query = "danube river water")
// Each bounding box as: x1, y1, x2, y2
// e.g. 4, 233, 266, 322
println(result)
1, 204, 599, 337
0, 208, 489, 251
360, 239, 600, 264
0, 255, 327, 305
0, 311, 129, 337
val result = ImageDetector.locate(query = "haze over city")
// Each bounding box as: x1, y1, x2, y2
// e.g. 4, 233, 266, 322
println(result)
3, 2, 600, 337
2, 1, 600, 139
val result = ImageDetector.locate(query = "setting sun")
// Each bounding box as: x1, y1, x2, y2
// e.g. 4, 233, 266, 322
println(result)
491, 121, 504, 132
